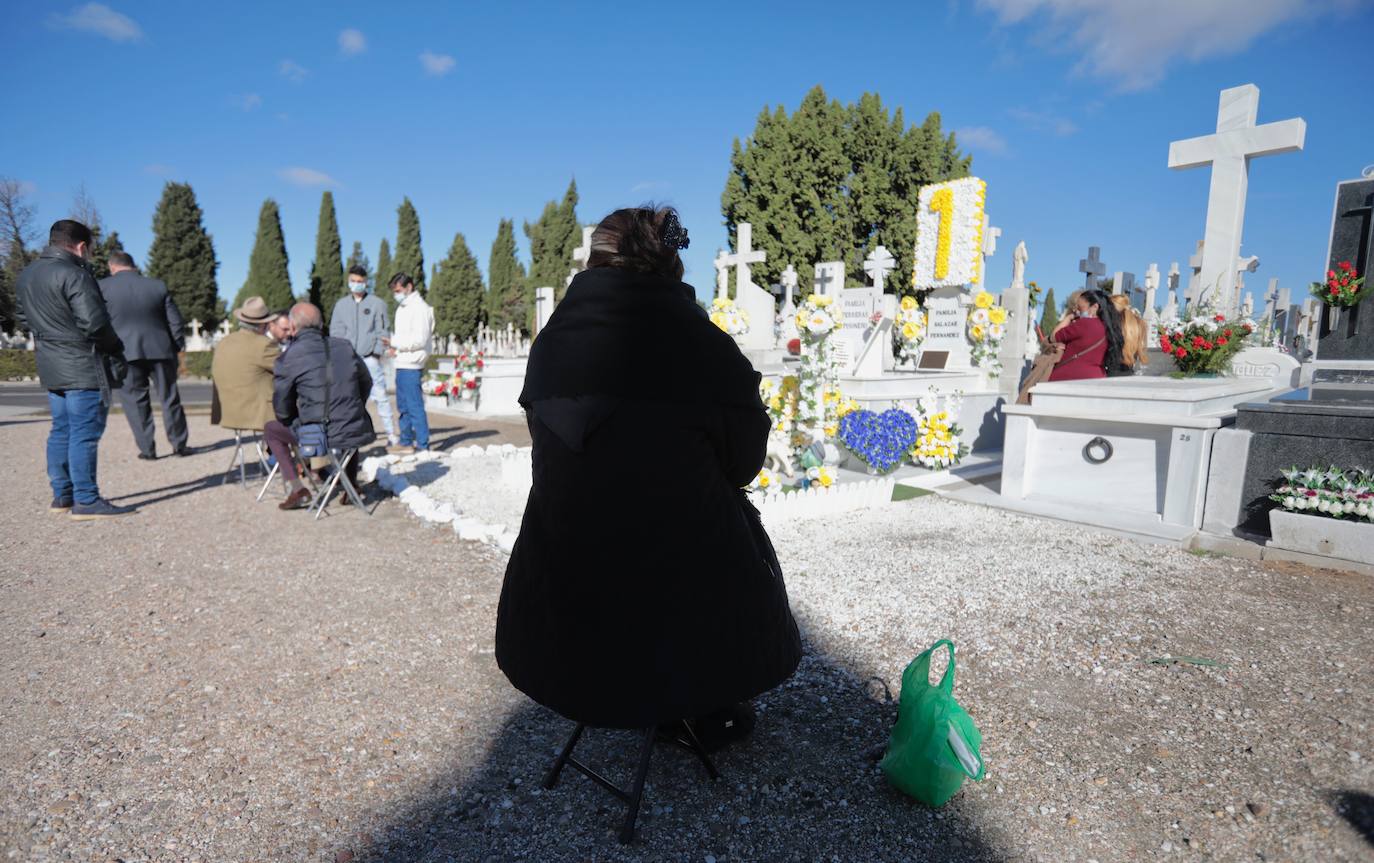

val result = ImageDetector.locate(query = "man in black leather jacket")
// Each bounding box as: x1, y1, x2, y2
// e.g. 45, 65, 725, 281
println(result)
14, 220, 134, 520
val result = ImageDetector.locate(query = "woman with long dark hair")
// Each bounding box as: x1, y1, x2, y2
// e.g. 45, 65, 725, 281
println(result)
1048, 288, 1124, 381
496, 206, 800, 745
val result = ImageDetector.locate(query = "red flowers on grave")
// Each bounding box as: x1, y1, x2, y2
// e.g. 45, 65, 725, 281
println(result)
1313, 261, 1368, 307
1158, 308, 1256, 376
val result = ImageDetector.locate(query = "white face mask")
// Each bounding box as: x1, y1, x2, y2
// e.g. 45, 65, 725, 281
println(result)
393, 292, 406, 304
349, 281, 366, 294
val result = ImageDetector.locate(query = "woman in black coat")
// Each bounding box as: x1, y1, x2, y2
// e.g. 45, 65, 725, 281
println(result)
496, 207, 801, 734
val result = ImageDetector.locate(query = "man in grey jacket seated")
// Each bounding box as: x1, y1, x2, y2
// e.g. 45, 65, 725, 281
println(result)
329, 265, 397, 446
267, 303, 376, 510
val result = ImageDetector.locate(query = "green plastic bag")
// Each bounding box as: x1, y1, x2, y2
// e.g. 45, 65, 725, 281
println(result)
880, 639, 985, 806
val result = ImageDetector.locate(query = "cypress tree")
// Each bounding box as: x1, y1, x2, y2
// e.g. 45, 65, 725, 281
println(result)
722, 86, 970, 296
486, 218, 527, 330
234, 199, 293, 312
310, 191, 345, 322
345, 241, 369, 287
428, 231, 485, 341
524, 179, 580, 306
376, 238, 393, 314
89, 229, 125, 280
1039, 287, 1058, 338
393, 197, 425, 295
147, 182, 220, 328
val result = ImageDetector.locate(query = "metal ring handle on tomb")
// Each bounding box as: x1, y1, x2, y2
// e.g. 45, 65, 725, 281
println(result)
1082, 437, 1114, 465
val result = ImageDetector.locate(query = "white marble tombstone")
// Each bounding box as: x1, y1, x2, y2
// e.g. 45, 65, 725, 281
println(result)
923, 288, 973, 370
1143, 263, 1161, 347
838, 284, 883, 373
567, 225, 594, 288
973, 217, 1000, 292
1169, 84, 1305, 314
533, 286, 555, 335
721, 223, 774, 350
850, 295, 896, 378
1226, 346, 1301, 389
1233, 255, 1260, 318
813, 261, 845, 298
997, 241, 1031, 396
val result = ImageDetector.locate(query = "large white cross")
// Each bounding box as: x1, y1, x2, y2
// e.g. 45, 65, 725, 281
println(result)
567, 225, 594, 288
779, 264, 799, 308
1168, 84, 1305, 311
721, 223, 767, 293
863, 245, 896, 291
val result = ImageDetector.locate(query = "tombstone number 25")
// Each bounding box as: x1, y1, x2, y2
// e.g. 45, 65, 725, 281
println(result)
912, 177, 987, 289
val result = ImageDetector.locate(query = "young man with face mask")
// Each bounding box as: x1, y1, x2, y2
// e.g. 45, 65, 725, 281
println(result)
328, 265, 398, 446
386, 272, 433, 454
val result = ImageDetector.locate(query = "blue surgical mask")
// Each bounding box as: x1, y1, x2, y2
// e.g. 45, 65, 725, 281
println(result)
393, 292, 406, 304
349, 282, 366, 294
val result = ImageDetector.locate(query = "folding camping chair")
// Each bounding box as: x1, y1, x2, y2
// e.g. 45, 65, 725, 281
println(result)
542, 720, 720, 844
224, 429, 269, 488
307, 447, 369, 520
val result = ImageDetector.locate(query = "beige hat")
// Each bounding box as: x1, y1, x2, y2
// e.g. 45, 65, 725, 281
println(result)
235, 296, 278, 325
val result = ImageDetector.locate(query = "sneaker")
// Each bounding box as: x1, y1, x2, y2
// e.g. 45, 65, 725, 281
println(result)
137, 452, 157, 461
69, 499, 137, 520
387, 436, 400, 447
173, 445, 194, 457
49, 497, 73, 513
387, 444, 416, 455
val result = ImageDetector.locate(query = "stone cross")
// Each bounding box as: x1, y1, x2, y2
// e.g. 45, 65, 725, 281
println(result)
533, 286, 555, 335
1242, 294, 1254, 319
713, 249, 729, 299
1112, 271, 1135, 298
722, 223, 767, 294
1143, 263, 1160, 340
1232, 254, 1260, 318
780, 265, 798, 309
1263, 277, 1280, 324
189, 319, 202, 339
1184, 240, 1205, 310
1168, 83, 1306, 312
862, 246, 896, 291
1079, 246, 1105, 292
975, 216, 1001, 291
567, 225, 594, 287
217, 319, 231, 338
1167, 262, 1180, 311
813, 261, 844, 297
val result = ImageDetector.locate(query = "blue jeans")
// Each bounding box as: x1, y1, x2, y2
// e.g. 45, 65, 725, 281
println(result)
394, 368, 429, 450
47, 389, 109, 505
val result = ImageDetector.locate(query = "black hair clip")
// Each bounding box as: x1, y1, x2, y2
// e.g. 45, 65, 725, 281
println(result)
660, 211, 690, 250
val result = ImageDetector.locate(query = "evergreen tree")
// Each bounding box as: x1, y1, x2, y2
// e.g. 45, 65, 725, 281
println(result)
345, 241, 370, 288
376, 237, 393, 313
234, 199, 293, 312
524, 179, 580, 307
89, 230, 126, 280
0, 177, 39, 329
147, 182, 221, 329
393, 197, 425, 295
722, 86, 970, 296
486, 218, 527, 330
1039, 287, 1058, 340
310, 192, 345, 322
429, 231, 485, 342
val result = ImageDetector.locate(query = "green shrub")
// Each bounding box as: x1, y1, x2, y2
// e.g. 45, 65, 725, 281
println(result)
182, 351, 213, 379
0, 350, 37, 381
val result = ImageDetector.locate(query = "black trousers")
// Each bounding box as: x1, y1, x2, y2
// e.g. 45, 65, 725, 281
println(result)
117, 358, 189, 455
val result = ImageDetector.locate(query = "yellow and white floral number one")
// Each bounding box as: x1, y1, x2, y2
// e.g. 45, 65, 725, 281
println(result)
912, 177, 986, 289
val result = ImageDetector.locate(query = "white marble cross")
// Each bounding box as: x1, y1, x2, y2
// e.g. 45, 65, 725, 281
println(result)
813, 261, 844, 297
1233, 254, 1260, 318
722, 223, 767, 293
1168, 84, 1306, 312
1185, 240, 1205, 309
1263, 277, 1280, 327
863, 246, 896, 291
1144, 263, 1160, 316
567, 225, 594, 288
780, 264, 799, 308
975, 217, 1001, 291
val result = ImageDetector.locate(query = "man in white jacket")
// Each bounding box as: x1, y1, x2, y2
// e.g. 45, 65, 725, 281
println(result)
386, 273, 434, 454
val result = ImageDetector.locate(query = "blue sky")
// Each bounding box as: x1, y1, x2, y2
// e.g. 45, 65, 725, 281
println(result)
3, 0, 1373, 315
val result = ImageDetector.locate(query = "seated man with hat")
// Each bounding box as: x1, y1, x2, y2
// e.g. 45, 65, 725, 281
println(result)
211, 296, 282, 436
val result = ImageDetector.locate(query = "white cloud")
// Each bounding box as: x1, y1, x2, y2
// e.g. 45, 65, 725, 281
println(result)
279, 59, 309, 83
143, 164, 176, 177
50, 3, 143, 43
978, 0, 1359, 91
954, 126, 1008, 155
279, 167, 339, 187
419, 50, 456, 77
339, 28, 366, 56
231, 93, 262, 111
1008, 107, 1078, 136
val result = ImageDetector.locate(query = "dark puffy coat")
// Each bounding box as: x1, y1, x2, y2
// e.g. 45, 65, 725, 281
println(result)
495, 267, 802, 729
14, 246, 125, 391
272, 328, 375, 450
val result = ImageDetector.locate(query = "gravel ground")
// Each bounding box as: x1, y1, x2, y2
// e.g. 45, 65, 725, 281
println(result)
1, 410, 1372, 862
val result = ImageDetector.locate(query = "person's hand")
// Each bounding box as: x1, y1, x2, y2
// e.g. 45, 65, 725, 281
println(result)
380, 336, 390, 346
387, 348, 397, 358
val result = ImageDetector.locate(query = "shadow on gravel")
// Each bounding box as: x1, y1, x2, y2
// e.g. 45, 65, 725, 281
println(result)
349, 645, 1001, 863
430, 428, 499, 453
108, 471, 236, 506
1331, 790, 1374, 847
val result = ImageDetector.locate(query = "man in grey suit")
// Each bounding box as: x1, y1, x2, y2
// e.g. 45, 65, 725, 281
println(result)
99, 251, 191, 459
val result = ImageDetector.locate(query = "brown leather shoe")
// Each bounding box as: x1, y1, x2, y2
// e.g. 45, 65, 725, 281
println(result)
278, 486, 313, 510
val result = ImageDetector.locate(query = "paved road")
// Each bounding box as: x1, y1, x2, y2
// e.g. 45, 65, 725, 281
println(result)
0, 381, 213, 414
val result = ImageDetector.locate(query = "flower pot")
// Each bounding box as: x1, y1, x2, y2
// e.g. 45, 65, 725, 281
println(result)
1268, 508, 1374, 566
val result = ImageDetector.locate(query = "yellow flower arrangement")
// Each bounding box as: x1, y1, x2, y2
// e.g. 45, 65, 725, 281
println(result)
969, 323, 985, 341
973, 291, 994, 309
900, 295, 917, 312
988, 306, 1008, 325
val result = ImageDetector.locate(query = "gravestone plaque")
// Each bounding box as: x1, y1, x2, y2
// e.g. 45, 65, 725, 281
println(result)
923, 287, 972, 369
837, 286, 883, 375
1316, 178, 1374, 361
